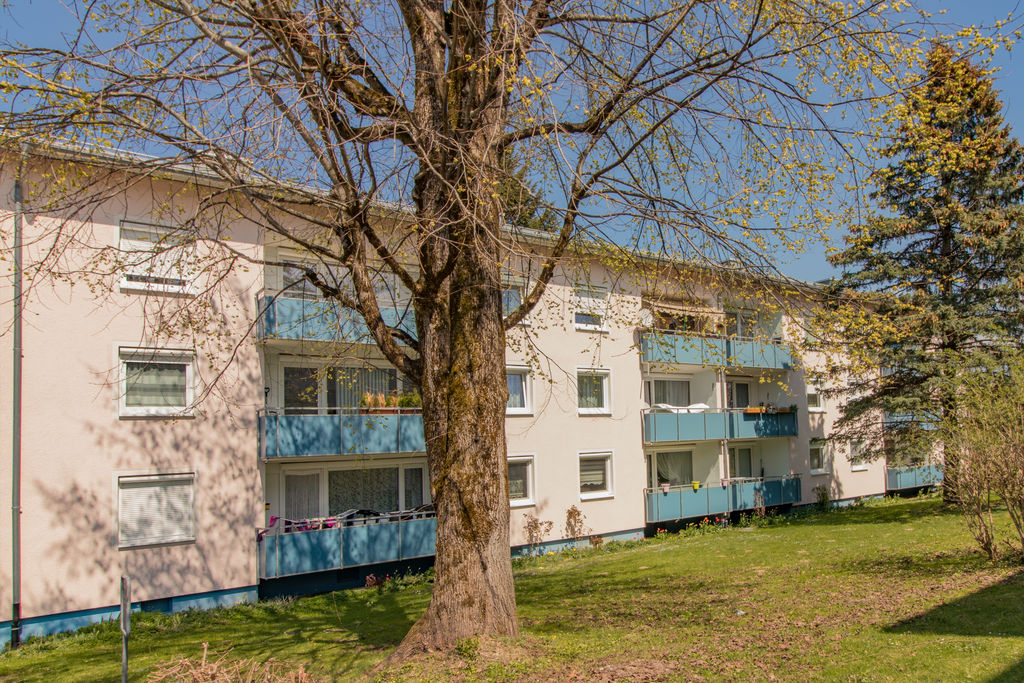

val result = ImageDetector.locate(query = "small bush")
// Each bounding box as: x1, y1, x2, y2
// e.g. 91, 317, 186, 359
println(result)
813, 485, 831, 512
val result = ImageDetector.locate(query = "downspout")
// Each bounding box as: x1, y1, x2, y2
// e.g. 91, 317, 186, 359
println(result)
10, 144, 26, 649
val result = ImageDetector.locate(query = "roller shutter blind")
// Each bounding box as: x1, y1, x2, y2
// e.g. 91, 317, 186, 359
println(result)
118, 473, 195, 547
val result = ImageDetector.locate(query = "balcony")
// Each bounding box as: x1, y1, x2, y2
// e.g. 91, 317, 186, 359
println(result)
640, 331, 792, 369
886, 464, 943, 491
645, 475, 802, 523
258, 511, 437, 579
256, 292, 415, 344
259, 409, 426, 458
642, 409, 797, 443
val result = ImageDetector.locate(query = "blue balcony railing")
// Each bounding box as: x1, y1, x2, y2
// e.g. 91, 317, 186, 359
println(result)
258, 512, 437, 578
886, 464, 943, 491
645, 475, 802, 523
642, 409, 797, 443
640, 331, 792, 369
259, 409, 426, 458
257, 293, 416, 344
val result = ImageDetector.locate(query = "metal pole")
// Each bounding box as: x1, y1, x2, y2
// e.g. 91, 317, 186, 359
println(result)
10, 151, 24, 649
120, 576, 131, 683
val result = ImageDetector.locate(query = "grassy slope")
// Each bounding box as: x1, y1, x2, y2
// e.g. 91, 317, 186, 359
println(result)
1, 495, 1022, 681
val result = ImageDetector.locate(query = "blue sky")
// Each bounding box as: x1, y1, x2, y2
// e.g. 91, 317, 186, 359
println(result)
5, 1, 1024, 282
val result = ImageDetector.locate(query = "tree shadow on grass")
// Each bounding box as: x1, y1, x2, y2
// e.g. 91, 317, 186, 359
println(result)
884, 570, 1024, 682
838, 548, 995, 579
120, 586, 422, 680
786, 496, 960, 529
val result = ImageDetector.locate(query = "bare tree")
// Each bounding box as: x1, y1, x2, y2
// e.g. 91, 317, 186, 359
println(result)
0, 0, 933, 656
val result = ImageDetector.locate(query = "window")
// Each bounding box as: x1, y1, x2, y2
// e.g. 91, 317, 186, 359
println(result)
652, 310, 707, 333
579, 452, 613, 499
506, 367, 532, 415
508, 455, 534, 506
577, 369, 611, 415
725, 310, 758, 338
645, 378, 690, 407
809, 445, 829, 475
119, 222, 192, 294
284, 471, 322, 523
281, 463, 429, 525
328, 465, 426, 514
850, 441, 869, 472
333, 366, 399, 408
650, 450, 693, 487
502, 283, 524, 317
119, 348, 194, 417
726, 380, 750, 409
807, 385, 824, 412
729, 447, 753, 478
280, 259, 351, 300
573, 282, 609, 331
282, 364, 399, 413
118, 473, 196, 548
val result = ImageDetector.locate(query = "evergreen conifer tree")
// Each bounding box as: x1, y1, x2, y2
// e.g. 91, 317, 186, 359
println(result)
825, 44, 1024, 502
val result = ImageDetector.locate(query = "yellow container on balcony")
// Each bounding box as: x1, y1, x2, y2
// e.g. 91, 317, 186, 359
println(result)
692, 481, 700, 491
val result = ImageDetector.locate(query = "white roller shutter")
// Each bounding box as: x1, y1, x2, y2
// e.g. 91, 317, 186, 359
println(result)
118, 473, 196, 548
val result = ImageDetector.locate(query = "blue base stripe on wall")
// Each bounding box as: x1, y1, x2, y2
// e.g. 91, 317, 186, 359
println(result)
0, 585, 257, 648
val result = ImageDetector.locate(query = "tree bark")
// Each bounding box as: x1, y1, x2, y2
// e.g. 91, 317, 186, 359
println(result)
388, 245, 518, 658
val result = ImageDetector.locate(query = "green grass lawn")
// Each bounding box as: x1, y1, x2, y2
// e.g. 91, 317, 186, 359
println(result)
2, 494, 1023, 681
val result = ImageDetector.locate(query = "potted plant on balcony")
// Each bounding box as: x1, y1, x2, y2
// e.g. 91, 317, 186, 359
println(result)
743, 405, 765, 415
397, 391, 422, 409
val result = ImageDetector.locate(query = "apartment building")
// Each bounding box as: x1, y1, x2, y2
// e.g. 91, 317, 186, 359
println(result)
0, 152, 941, 646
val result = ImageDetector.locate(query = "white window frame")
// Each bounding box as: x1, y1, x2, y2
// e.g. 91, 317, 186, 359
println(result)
578, 450, 614, 500
572, 282, 610, 332
116, 472, 196, 549
576, 367, 612, 416
505, 365, 533, 416
507, 454, 535, 508
850, 441, 869, 472
119, 221, 193, 295
118, 347, 196, 418
728, 445, 756, 479
809, 440, 828, 475
501, 279, 531, 325
806, 385, 825, 413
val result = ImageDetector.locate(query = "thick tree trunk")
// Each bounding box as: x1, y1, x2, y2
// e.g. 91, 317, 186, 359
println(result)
388, 253, 518, 658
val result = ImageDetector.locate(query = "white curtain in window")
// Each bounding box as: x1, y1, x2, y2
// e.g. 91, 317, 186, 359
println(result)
580, 457, 608, 492
403, 467, 425, 508
507, 372, 526, 409
284, 472, 321, 521
656, 451, 693, 485
125, 362, 187, 407
578, 374, 605, 409
334, 367, 398, 407
328, 468, 399, 514
653, 380, 690, 407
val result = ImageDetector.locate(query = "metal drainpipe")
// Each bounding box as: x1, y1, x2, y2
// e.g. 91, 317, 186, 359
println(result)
10, 145, 26, 649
